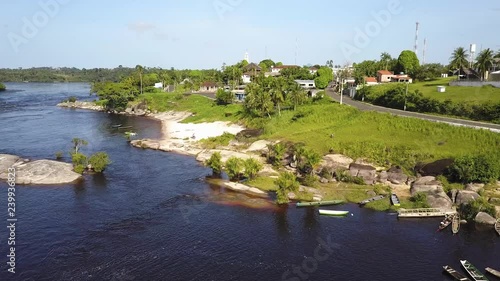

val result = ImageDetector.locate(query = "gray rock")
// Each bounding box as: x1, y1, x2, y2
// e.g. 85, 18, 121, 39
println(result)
465, 183, 484, 193
245, 140, 271, 154
377, 171, 388, 183
426, 191, 454, 209
489, 197, 500, 205
387, 171, 408, 185
450, 189, 458, 203
455, 190, 480, 205
349, 163, 376, 185
320, 154, 353, 172
475, 212, 496, 225
0, 155, 82, 185
320, 177, 329, 184
288, 192, 297, 200
410, 176, 453, 209
366, 190, 377, 197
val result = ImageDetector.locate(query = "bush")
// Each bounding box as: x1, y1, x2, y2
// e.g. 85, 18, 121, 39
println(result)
447, 154, 500, 183
205, 152, 222, 175
74, 164, 86, 174
267, 143, 286, 167
68, 96, 77, 103
225, 157, 244, 181
199, 132, 235, 149
55, 151, 64, 160
410, 192, 430, 208
71, 152, 87, 167
215, 88, 234, 105
336, 171, 365, 185
275, 172, 300, 204
460, 197, 496, 221
302, 174, 318, 187
88, 152, 111, 173
243, 158, 263, 180
297, 148, 321, 175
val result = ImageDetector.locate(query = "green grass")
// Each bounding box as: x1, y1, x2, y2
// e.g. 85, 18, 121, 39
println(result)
248, 176, 278, 191
369, 77, 500, 104
199, 132, 235, 149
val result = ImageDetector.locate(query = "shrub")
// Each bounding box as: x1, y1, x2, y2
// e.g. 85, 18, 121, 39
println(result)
447, 154, 500, 183
71, 152, 87, 167
302, 174, 318, 187
215, 88, 234, 105
243, 158, 263, 180
68, 96, 77, 103
336, 171, 365, 185
267, 143, 286, 167
205, 152, 222, 175
410, 192, 430, 208
74, 164, 86, 174
55, 151, 64, 160
460, 197, 496, 221
275, 172, 300, 204
225, 157, 244, 181
297, 148, 321, 175
199, 132, 235, 149
88, 152, 111, 173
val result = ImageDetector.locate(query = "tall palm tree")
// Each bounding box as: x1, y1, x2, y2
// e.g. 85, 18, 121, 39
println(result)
475, 48, 494, 80
270, 77, 286, 116
380, 52, 392, 70
449, 47, 468, 80
287, 80, 306, 111
135, 65, 144, 94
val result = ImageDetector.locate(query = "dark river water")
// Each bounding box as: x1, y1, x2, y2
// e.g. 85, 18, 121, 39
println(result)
0, 83, 498, 281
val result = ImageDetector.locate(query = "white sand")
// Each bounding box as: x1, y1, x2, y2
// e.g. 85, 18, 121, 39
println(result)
151, 111, 245, 142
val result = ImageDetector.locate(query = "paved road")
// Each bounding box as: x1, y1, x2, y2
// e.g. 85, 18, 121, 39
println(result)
325, 89, 500, 133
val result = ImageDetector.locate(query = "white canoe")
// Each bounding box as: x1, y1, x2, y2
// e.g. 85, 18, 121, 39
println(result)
318, 210, 349, 216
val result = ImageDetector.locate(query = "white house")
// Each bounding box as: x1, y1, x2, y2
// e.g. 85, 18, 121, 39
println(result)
154, 82, 163, 89
294, 80, 316, 89
242, 73, 252, 84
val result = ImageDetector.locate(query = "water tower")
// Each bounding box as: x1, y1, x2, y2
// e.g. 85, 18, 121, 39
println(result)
469, 44, 476, 67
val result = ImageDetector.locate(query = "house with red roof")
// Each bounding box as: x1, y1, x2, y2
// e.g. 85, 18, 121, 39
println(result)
364, 77, 378, 86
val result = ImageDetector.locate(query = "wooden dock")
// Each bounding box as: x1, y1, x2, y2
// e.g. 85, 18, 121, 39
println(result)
398, 208, 456, 218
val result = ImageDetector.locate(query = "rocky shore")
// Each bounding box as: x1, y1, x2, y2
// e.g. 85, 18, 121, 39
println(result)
0, 154, 82, 185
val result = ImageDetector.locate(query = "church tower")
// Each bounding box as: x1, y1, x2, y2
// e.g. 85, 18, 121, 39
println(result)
244, 51, 249, 63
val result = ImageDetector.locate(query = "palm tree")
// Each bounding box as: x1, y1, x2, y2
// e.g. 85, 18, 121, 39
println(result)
475, 48, 494, 81
135, 65, 144, 94
287, 80, 306, 111
270, 78, 286, 116
449, 47, 468, 80
380, 52, 392, 70
244, 83, 273, 118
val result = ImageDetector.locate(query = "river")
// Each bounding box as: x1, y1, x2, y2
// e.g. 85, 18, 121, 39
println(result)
0, 83, 498, 281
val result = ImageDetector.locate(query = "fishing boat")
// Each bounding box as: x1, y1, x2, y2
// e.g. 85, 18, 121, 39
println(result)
359, 195, 385, 205
443, 265, 471, 281
452, 214, 460, 234
296, 200, 344, 207
438, 215, 452, 231
460, 260, 489, 281
485, 267, 500, 278
318, 210, 349, 216
495, 219, 500, 236
390, 193, 401, 207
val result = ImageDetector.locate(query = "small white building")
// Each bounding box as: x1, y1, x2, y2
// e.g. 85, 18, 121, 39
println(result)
154, 82, 163, 89
295, 80, 316, 89
242, 73, 252, 84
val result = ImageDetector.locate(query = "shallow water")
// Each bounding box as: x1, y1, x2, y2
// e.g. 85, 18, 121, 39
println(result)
0, 83, 499, 281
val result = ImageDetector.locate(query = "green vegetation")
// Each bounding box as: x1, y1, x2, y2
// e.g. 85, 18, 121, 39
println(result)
71, 138, 88, 154
0, 82, 5, 91
267, 143, 286, 167
215, 88, 234, 105
55, 151, 64, 160
410, 192, 431, 208
275, 172, 300, 204
88, 152, 111, 173
395, 50, 420, 77
243, 158, 263, 180
225, 157, 244, 181
199, 133, 235, 149
71, 152, 87, 174
205, 152, 223, 175
314, 67, 333, 89
460, 197, 496, 221
446, 154, 500, 183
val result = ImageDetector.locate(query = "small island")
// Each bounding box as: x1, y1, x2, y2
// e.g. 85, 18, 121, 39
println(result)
0, 82, 6, 91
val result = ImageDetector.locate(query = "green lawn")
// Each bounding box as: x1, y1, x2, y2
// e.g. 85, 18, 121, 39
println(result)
371, 77, 500, 104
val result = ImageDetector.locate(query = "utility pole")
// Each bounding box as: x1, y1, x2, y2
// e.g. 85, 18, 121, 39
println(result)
404, 81, 408, 111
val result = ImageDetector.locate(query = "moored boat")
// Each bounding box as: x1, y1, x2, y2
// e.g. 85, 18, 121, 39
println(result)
452, 214, 460, 234
318, 210, 349, 216
443, 265, 471, 281
485, 267, 500, 278
296, 200, 344, 207
438, 215, 452, 231
390, 193, 401, 207
460, 260, 489, 281
359, 195, 385, 205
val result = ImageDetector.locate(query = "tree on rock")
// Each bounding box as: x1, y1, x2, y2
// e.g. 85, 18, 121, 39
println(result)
88, 152, 111, 173
395, 50, 420, 77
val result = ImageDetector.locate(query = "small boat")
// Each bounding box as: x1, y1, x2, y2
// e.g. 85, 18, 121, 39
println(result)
390, 193, 401, 207
443, 265, 471, 281
359, 195, 385, 205
460, 260, 489, 281
111, 124, 122, 128
485, 267, 500, 278
438, 215, 452, 231
452, 214, 460, 234
495, 219, 500, 236
318, 210, 349, 216
124, 131, 137, 136
296, 200, 344, 207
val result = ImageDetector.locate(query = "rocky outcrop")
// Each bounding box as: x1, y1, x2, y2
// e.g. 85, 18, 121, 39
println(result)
349, 163, 376, 185
244, 140, 272, 155
455, 190, 480, 205
415, 159, 454, 176
224, 182, 267, 197
196, 150, 260, 163
57, 101, 104, 111
320, 154, 353, 172
474, 212, 496, 225
124, 102, 148, 116
0, 154, 82, 185
377, 171, 388, 183
387, 167, 409, 185
465, 183, 484, 193
410, 176, 453, 209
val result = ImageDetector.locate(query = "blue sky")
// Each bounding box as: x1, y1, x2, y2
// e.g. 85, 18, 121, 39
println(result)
1, 0, 499, 69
